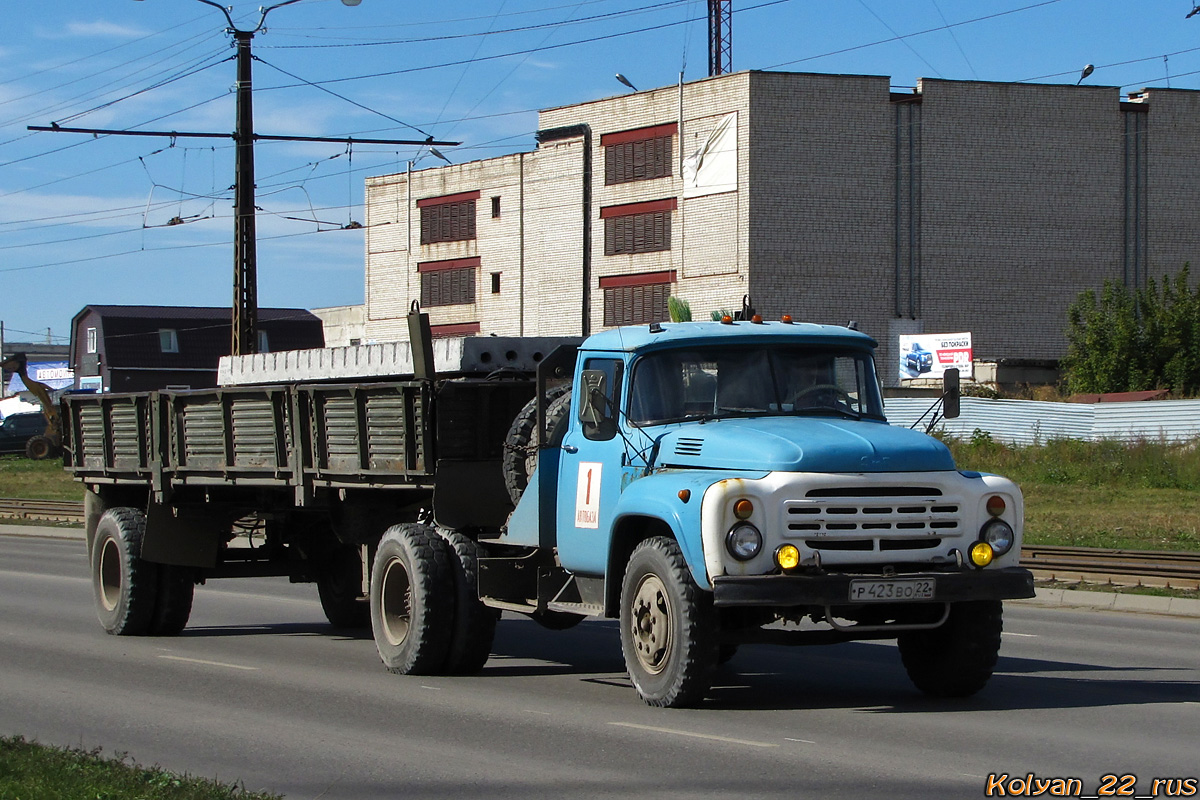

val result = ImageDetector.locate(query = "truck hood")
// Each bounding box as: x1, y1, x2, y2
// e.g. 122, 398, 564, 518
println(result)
653, 417, 955, 473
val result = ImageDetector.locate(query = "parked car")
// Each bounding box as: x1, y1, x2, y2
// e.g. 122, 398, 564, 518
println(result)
902, 342, 934, 374
0, 412, 49, 456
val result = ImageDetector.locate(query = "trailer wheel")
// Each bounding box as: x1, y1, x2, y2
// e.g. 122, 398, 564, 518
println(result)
91, 507, 159, 636
898, 600, 1004, 698
149, 565, 195, 636
502, 385, 572, 505
317, 546, 370, 629
370, 524, 455, 675
438, 529, 500, 674
25, 435, 57, 461
619, 537, 717, 708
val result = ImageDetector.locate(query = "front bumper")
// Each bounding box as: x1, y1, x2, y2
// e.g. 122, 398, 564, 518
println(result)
712, 567, 1035, 607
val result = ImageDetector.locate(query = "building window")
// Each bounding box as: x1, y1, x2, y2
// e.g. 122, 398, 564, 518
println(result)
600, 271, 676, 326
257, 330, 270, 353
602, 198, 677, 255
602, 123, 676, 186
491, 196, 501, 218
159, 329, 179, 354
86, 327, 97, 354
419, 257, 479, 307
418, 190, 479, 244
491, 272, 501, 294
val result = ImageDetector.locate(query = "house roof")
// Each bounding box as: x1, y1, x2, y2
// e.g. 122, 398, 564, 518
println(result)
73, 305, 324, 370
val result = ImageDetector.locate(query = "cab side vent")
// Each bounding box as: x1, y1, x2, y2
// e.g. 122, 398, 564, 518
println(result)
674, 437, 704, 457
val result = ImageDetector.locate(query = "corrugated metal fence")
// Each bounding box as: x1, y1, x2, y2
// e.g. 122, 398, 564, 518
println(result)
885, 398, 1200, 445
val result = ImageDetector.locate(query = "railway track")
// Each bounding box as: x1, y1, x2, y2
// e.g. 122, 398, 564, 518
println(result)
1, 498, 1197, 587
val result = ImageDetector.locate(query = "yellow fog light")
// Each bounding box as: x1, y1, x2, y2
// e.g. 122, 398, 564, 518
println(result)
969, 541, 995, 568
775, 544, 801, 570
733, 499, 754, 519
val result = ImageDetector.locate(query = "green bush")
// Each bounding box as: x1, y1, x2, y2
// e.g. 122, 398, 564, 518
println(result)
1062, 264, 1200, 395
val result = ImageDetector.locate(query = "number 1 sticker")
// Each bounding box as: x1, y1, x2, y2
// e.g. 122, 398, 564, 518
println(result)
574, 462, 602, 529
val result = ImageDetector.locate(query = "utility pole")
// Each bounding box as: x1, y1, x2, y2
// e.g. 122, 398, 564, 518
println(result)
35, 0, 457, 356
232, 28, 258, 356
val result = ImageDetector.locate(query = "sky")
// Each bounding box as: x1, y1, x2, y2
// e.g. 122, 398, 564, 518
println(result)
1, 0, 1198, 348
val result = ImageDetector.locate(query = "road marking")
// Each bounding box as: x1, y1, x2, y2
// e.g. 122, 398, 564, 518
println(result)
158, 655, 258, 671
784, 737, 816, 744
609, 722, 778, 748
1003, 632, 1037, 637
525, 710, 551, 716
421, 686, 442, 691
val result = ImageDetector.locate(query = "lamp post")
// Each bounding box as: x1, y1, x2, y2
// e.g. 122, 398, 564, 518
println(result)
134, 0, 361, 355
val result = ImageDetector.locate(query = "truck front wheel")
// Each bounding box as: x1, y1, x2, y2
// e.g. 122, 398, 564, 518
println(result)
619, 537, 718, 708
91, 508, 159, 636
897, 600, 1004, 697
369, 524, 455, 675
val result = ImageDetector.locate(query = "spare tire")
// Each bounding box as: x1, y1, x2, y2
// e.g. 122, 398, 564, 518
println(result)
502, 386, 572, 505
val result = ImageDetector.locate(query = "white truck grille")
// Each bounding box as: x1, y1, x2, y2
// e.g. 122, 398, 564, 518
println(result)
784, 486, 964, 554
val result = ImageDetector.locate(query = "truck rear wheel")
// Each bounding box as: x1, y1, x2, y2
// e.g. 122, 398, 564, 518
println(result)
898, 600, 1004, 697
91, 508, 159, 636
150, 565, 195, 636
370, 524, 455, 675
502, 386, 571, 505
619, 537, 718, 708
317, 546, 370, 629
438, 529, 500, 674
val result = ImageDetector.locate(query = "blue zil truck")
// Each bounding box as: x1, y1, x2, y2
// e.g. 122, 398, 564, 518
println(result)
63, 309, 1033, 707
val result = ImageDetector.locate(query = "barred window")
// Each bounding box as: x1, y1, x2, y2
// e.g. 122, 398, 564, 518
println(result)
600, 271, 675, 326
419, 260, 477, 307
605, 136, 672, 185
601, 198, 676, 255
418, 191, 480, 244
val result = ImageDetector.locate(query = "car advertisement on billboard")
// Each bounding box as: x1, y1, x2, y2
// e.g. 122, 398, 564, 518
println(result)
898, 333, 972, 381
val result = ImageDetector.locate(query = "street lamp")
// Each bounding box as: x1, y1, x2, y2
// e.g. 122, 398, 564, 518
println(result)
133, 0, 362, 355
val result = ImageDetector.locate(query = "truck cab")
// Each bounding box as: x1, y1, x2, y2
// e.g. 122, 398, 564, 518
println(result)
498, 319, 1032, 706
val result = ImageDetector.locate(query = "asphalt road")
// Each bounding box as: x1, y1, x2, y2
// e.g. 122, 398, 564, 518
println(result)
2, 534, 1197, 800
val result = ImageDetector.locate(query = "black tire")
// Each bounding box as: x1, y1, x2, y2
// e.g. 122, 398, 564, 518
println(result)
438, 529, 500, 674
619, 537, 718, 708
91, 507, 159, 636
897, 600, 1004, 698
150, 565, 195, 636
369, 523, 455, 675
502, 385, 572, 505
25, 435, 56, 461
317, 546, 370, 629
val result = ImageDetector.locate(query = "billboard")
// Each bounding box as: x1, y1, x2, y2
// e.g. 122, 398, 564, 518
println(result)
898, 333, 972, 381
6, 361, 75, 393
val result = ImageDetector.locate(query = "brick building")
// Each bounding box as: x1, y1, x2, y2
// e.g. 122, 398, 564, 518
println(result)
362, 70, 1200, 386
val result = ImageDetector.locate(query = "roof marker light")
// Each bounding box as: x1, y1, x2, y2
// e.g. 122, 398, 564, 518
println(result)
721, 315, 734, 325
781, 315, 793, 324
751, 315, 763, 324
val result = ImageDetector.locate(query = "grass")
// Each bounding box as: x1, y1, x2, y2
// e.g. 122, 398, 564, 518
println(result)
0, 736, 281, 800
944, 434, 1200, 551
0, 455, 81, 501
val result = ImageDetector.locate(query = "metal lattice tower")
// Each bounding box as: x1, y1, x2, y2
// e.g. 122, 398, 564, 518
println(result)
708, 0, 732, 76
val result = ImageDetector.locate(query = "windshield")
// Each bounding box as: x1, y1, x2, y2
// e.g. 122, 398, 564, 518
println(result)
628, 345, 884, 425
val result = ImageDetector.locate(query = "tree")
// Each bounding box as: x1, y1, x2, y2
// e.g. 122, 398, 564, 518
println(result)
1061, 264, 1199, 396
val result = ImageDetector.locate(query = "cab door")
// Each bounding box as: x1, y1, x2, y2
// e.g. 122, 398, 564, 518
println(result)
556, 354, 634, 575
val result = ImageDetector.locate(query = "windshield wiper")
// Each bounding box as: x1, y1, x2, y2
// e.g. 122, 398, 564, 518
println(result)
788, 406, 863, 420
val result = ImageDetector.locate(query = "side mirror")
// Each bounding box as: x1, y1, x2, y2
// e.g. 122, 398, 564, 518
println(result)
942, 368, 960, 420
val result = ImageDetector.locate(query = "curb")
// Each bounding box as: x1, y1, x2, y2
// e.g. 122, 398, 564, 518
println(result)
1013, 586, 1200, 619
0, 523, 84, 541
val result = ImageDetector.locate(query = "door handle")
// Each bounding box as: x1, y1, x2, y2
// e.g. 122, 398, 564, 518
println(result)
562, 444, 578, 454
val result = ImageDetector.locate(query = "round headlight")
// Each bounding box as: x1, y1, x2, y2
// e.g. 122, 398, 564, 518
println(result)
726, 523, 762, 561
981, 519, 1015, 556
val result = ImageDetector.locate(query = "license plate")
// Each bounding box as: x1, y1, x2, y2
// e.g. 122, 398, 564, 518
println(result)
848, 578, 936, 602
